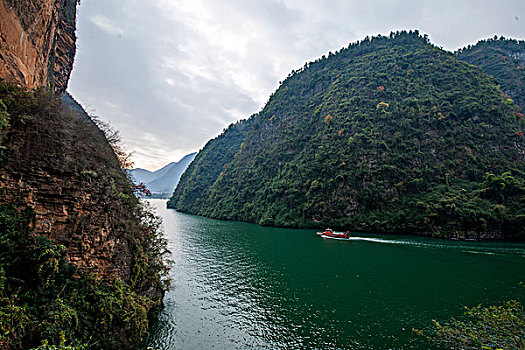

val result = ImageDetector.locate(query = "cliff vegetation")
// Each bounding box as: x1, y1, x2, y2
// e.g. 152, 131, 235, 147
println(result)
457, 36, 525, 113
0, 0, 172, 348
0, 81, 170, 349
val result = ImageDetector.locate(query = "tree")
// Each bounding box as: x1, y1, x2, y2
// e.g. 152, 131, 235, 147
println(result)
414, 300, 525, 349
91, 116, 134, 169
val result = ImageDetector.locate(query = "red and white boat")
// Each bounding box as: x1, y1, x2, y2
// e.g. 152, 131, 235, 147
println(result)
316, 228, 350, 239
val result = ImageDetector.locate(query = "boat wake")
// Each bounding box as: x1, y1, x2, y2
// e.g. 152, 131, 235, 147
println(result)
322, 235, 525, 256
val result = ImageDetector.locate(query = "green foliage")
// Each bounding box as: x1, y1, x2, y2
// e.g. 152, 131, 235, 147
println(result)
129, 202, 171, 292
31, 340, 87, 350
170, 31, 524, 239
167, 118, 253, 212
0, 203, 167, 349
415, 301, 525, 349
457, 36, 525, 112
0, 81, 171, 349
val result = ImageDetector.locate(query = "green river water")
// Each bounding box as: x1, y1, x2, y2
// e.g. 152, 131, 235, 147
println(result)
145, 199, 525, 349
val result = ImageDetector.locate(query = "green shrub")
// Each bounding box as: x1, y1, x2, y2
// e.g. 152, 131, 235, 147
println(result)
415, 301, 525, 349
0, 203, 168, 349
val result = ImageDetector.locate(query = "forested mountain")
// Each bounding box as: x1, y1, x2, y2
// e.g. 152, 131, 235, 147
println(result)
169, 31, 524, 240
457, 37, 525, 112
129, 153, 196, 197
170, 119, 253, 211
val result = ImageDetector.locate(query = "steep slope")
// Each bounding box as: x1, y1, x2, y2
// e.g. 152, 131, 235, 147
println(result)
0, 82, 169, 350
0, 1, 168, 348
0, 0, 77, 92
0, 85, 165, 284
456, 37, 525, 112
171, 119, 253, 213
129, 153, 196, 197
170, 31, 524, 240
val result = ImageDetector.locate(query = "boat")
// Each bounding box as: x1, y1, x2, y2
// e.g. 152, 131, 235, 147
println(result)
316, 228, 350, 239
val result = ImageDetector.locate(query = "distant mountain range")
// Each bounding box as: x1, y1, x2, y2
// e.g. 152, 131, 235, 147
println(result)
129, 153, 196, 198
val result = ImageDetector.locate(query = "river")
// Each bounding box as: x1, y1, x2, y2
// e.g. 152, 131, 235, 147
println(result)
145, 199, 525, 349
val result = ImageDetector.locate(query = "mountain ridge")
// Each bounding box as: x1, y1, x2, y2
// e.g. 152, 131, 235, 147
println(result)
129, 152, 196, 197
457, 36, 525, 113
170, 31, 524, 240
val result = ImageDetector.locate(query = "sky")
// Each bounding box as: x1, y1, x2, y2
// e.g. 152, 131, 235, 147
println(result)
68, 0, 525, 170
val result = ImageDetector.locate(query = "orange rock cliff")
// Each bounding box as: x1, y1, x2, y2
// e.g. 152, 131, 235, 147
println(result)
0, 0, 77, 92
0, 0, 163, 297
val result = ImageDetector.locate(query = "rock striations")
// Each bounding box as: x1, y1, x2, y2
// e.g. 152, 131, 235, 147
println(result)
0, 90, 135, 283
0, 1, 168, 348
0, 0, 77, 92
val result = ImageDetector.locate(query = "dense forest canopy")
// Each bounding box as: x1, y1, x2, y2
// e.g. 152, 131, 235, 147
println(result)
457, 36, 525, 114
169, 31, 525, 240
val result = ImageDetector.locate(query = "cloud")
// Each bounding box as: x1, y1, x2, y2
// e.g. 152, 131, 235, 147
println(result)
68, 0, 525, 170
89, 15, 124, 37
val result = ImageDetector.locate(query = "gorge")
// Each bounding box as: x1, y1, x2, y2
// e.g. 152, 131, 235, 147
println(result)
0, 1, 524, 349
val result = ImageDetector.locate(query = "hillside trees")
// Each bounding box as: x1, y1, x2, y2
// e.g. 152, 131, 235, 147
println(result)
170, 31, 524, 240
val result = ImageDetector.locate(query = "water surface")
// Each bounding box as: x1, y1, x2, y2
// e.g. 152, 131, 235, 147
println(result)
146, 199, 525, 349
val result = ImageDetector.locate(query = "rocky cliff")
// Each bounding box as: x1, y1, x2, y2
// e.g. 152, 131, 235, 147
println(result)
0, 0, 141, 288
0, 0, 77, 92
0, 88, 137, 282
0, 1, 168, 348
0, 85, 167, 350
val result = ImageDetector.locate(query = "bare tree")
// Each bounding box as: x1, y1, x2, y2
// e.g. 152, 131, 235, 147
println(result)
90, 115, 134, 169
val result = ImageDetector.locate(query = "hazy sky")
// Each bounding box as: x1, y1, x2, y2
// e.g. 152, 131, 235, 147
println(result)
68, 0, 525, 170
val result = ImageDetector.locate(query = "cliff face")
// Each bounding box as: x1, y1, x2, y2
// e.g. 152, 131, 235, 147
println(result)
0, 2, 167, 348
0, 0, 77, 92
0, 0, 128, 282
0, 0, 166, 291
0, 90, 135, 282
